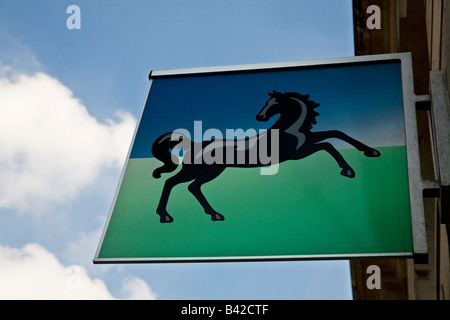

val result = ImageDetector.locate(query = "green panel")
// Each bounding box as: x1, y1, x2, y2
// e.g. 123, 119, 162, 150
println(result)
98, 146, 413, 260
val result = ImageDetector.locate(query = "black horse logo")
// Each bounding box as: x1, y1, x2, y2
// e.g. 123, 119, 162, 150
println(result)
152, 91, 381, 223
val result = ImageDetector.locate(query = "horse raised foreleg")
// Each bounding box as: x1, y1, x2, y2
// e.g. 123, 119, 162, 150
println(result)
311, 130, 380, 157
303, 142, 355, 178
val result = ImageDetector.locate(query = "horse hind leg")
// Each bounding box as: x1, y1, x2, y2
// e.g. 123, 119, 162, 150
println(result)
156, 168, 194, 223
156, 177, 177, 223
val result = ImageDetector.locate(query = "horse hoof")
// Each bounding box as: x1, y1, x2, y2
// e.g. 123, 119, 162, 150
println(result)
364, 149, 381, 157
340, 168, 355, 178
209, 213, 225, 221
160, 215, 174, 223
157, 212, 174, 223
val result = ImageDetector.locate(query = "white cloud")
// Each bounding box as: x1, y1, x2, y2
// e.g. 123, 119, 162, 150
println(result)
0, 30, 45, 75
62, 229, 159, 300
122, 276, 158, 300
0, 243, 156, 300
0, 243, 112, 299
63, 228, 113, 276
0, 68, 136, 212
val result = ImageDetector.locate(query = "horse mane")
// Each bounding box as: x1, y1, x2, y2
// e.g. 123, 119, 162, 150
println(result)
272, 91, 320, 130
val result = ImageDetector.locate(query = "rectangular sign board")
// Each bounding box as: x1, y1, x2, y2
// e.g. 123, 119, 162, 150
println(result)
94, 53, 427, 263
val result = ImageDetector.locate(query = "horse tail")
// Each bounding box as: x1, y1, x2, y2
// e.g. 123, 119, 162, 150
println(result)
152, 132, 189, 179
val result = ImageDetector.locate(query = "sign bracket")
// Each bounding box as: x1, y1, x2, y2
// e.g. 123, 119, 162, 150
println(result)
408, 71, 450, 265
428, 71, 450, 225
413, 72, 450, 226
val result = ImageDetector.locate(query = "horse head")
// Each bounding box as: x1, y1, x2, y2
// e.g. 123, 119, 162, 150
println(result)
256, 91, 320, 131
256, 90, 283, 122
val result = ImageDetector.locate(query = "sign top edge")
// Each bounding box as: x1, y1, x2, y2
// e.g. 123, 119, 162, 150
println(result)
149, 52, 411, 78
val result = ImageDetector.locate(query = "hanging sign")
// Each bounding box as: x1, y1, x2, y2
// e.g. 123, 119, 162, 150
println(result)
95, 53, 426, 263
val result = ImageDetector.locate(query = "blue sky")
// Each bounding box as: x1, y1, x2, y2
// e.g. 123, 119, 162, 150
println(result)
0, 0, 356, 299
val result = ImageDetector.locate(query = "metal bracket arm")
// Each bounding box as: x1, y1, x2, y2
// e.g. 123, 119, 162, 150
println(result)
429, 71, 450, 224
